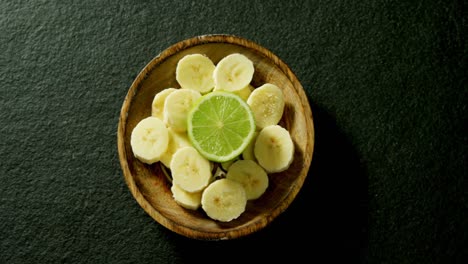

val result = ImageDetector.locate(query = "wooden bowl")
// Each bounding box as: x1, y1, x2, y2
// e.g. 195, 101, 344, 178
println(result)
117, 34, 315, 240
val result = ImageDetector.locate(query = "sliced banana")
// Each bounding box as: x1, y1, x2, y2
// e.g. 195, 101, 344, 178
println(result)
201, 178, 247, 222
234, 84, 254, 101
241, 131, 258, 161
220, 156, 240, 172
159, 127, 192, 168
226, 160, 268, 200
176, 54, 215, 94
214, 84, 254, 101
171, 146, 212, 193
247, 83, 285, 130
164, 89, 201, 132
213, 53, 254, 92
171, 183, 202, 210
151, 88, 177, 120
130, 116, 169, 164
254, 125, 294, 173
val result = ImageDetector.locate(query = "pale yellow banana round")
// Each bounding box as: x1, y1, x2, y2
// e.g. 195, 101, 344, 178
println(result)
176, 54, 215, 94
151, 88, 177, 120
170, 146, 212, 193
130, 116, 169, 164
247, 83, 285, 130
159, 127, 192, 168
220, 156, 240, 172
254, 125, 294, 173
163, 89, 201, 132
201, 178, 247, 222
213, 53, 254, 92
171, 184, 202, 210
226, 160, 268, 200
214, 84, 254, 101
234, 84, 254, 101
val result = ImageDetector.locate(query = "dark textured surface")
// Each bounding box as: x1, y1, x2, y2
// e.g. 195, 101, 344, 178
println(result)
1, 0, 466, 263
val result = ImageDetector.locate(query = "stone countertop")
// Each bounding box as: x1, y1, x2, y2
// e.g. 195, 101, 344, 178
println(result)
1, 1, 465, 263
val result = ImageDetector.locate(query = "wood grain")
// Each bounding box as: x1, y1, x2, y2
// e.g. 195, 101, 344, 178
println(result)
117, 34, 315, 240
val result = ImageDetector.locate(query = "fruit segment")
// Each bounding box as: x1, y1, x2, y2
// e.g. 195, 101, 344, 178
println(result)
171, 146, 212, 193
213, 53, 254, 92
234, 84, 254, 101
226, 160, 269, 200
163, 89, 201, 132
201, 178, 247, 222
171, 184, 202, 210
130, 116, 169, 164
176, 54, 215, 94
187, 91, 256, 163
151, 88, 177, 120
254, 125, 294, 173
159, 127, 192, 168
241, 131, 258, 161
247, 83, 285, 130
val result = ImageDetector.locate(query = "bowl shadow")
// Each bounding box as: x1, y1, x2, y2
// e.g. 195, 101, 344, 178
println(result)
167, 102, 369, 263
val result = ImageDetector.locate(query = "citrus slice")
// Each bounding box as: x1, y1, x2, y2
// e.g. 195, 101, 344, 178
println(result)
187, 91, 256, 163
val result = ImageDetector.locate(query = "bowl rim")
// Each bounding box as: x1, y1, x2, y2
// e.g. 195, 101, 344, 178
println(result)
117, 34, 315, 240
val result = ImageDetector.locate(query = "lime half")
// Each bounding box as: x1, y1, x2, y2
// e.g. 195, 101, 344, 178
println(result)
188, 91, 256, 163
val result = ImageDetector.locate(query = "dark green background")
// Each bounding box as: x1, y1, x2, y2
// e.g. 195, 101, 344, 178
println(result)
1, 0, 466, 263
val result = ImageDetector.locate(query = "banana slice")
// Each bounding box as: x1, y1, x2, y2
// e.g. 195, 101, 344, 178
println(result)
213, 53, 254, 92
130, 116, 169, 164
214, 84, 254, 101
254, 125, 294, 173
176, 54, 215, 94
241, 131, 258, 161
234, 84, 254, 101
170, 146, 212, 193
220, 156, 240, 172
171, 183, 202, 210
226, 160, 268, 200
201, 178, 247, 222
159, 127, 192, 168
247, 83, 285, 130
164, 89, 201, 132
151, 88, 177, 120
